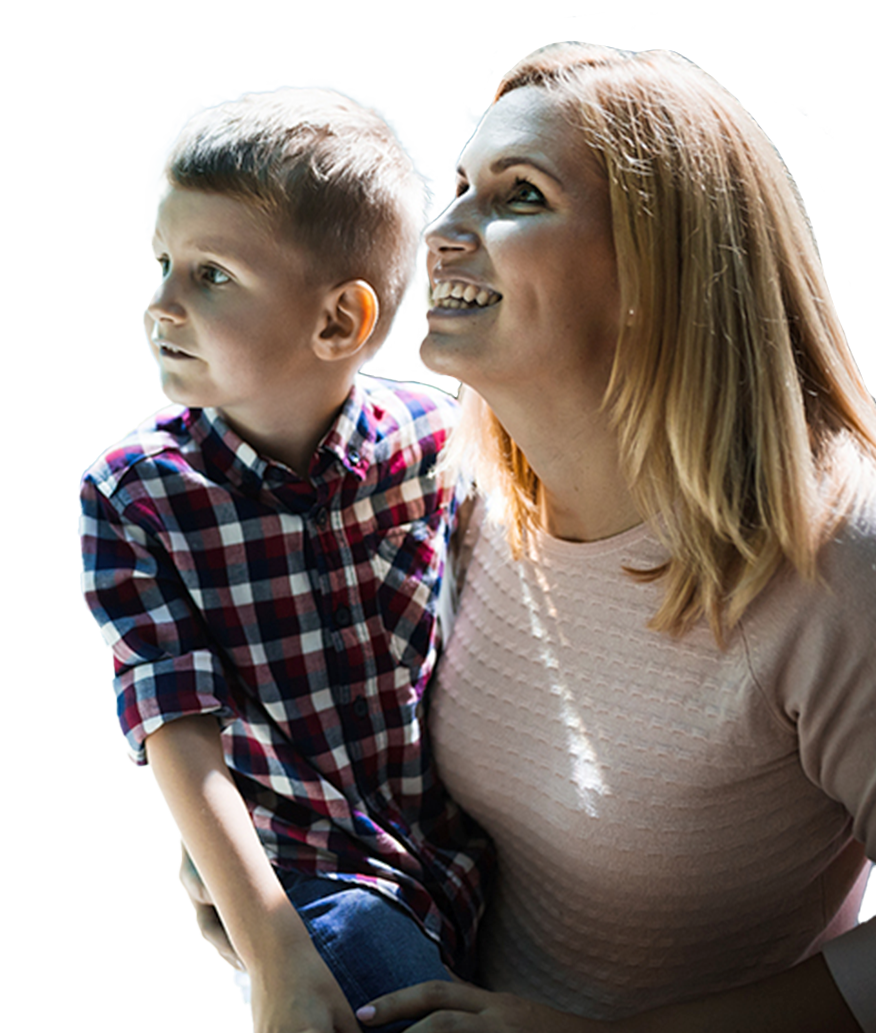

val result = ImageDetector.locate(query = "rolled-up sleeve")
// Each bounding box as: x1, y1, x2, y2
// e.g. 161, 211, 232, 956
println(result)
81, 472, 238, 764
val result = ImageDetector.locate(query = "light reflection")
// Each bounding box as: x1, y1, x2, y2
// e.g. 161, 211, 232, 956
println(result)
518, 560, 607, 815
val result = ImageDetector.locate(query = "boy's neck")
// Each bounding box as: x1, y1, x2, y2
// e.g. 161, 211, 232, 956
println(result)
219, 374, 356, 479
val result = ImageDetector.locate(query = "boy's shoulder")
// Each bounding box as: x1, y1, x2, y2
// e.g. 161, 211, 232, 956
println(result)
82, 405, 197, 501
357, 375, 459, 461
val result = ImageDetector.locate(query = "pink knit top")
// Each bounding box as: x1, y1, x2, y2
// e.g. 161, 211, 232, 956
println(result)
431, 482, 876, 1024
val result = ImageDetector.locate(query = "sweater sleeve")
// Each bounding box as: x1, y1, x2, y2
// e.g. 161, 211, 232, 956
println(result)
741, 470, 876, 857
741, 467, 876, 1027
823, 915, 876, 1033
788, 516, 876, 860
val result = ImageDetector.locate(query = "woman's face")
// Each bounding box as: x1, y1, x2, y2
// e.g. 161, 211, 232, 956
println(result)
422, 86, 621, 404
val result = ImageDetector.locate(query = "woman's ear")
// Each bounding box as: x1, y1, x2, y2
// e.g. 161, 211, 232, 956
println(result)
312, 280, 379, 362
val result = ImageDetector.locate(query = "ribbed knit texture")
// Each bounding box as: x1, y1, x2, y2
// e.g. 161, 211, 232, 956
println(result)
431, 491, 876, 1019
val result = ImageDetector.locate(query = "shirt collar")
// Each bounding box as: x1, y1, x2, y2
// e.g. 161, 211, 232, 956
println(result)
311, 378, 375, 482
185, 380, 376, 495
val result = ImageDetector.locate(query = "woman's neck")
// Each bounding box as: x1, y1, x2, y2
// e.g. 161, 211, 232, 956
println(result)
537, 475, 642, 543
489, 388, 642, 543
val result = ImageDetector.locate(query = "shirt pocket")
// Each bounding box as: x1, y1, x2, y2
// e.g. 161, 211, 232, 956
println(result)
367, 512, 446, 679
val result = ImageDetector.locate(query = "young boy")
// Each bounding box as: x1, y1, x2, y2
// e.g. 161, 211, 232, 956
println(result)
80, 88, 492, 1033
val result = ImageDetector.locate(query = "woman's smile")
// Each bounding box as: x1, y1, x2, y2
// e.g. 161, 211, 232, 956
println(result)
430, 279, 502, 311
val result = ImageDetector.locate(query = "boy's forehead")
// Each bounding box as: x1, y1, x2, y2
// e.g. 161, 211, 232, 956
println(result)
153, 186, 297, 265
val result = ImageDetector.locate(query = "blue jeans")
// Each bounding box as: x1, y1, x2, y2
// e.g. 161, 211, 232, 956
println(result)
282, 873, 453, 1033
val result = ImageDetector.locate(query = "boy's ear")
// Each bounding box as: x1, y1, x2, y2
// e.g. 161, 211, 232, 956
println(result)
312, 280, 379, 362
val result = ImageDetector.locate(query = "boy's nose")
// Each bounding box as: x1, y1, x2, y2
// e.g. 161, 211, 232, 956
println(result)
147, 281, 186, 324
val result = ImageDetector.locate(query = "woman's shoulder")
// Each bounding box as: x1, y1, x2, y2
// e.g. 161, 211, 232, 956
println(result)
741, 448, 876, 702
818, 443, 876, 592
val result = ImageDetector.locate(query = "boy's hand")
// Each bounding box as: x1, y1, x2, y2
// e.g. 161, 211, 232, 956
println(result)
179, 845, 357, 1032
152, 723, 357, 1031
250, 935, 361, 1033
179, 845, 244, 970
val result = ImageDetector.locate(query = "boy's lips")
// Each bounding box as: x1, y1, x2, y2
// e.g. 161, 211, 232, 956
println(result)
150, 323, 197, 360
152, 333, 197, 360
430, 279, 502, 311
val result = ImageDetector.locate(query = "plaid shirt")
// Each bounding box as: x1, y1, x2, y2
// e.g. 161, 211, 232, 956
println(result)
80, 377, 492, 975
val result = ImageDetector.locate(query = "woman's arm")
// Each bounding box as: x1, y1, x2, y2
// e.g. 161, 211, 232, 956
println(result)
145, 715, 359, 1033
622, 953, 862, 1033
358, 954, 863, 1032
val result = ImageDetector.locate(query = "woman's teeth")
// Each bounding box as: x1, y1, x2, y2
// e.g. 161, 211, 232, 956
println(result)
432, 280, 501, 309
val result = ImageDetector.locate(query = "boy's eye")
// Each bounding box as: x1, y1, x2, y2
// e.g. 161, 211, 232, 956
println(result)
454, 179, 469, 199
157, 255, 170, 276
508, 178, 546, 207
202, 266, 231, 286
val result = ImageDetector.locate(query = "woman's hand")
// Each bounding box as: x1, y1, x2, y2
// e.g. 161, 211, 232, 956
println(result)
358, 956, 866, 1033
357, 981, 596, 1032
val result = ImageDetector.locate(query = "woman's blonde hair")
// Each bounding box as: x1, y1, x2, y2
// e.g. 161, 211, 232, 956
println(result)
450, 42, 876, 642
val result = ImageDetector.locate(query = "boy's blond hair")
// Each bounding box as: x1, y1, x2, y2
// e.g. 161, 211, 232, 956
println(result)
447, 42, 876, 644
166, 87, 425, 347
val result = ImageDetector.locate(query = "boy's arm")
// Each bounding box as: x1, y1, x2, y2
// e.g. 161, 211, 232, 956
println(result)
179, 844, 243, 970
145, 715, 360, 1033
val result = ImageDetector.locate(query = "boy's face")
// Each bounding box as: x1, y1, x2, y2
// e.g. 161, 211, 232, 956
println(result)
146, 187, 325, 427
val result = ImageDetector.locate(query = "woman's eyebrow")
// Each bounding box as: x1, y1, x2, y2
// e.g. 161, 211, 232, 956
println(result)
456, 156, 565, 188
490, 155, 565, 187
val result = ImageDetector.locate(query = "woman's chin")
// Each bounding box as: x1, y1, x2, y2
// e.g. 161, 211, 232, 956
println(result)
419, 332, 469, 379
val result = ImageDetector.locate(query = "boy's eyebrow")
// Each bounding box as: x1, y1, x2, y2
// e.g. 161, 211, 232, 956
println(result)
189, 237, 248, 260
152, 233, 262, 270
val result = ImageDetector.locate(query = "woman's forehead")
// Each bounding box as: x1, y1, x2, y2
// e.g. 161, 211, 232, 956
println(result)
457, 86, 600, 190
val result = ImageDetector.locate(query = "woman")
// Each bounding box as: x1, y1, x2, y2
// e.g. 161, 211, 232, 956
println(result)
359, 42, 876, 1032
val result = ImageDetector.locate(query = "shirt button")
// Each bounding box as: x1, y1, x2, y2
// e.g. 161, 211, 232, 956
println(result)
314, 507, 328, 528
348, 449, 361, 466
334, 604, 352, 628
352, 696, 369, 719
264, 467, 285, 486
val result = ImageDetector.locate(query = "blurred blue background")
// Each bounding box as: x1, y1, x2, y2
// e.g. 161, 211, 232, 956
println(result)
76, 12, 875, 632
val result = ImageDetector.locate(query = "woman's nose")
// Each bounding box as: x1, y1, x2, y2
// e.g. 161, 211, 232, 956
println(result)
425, 198, 479, 257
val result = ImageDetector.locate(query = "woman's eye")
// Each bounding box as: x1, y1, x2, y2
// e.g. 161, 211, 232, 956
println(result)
157, 255, 170, 277
454, 179, 469, 199
202, 266, 231, 286
508, 178, 546, 207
